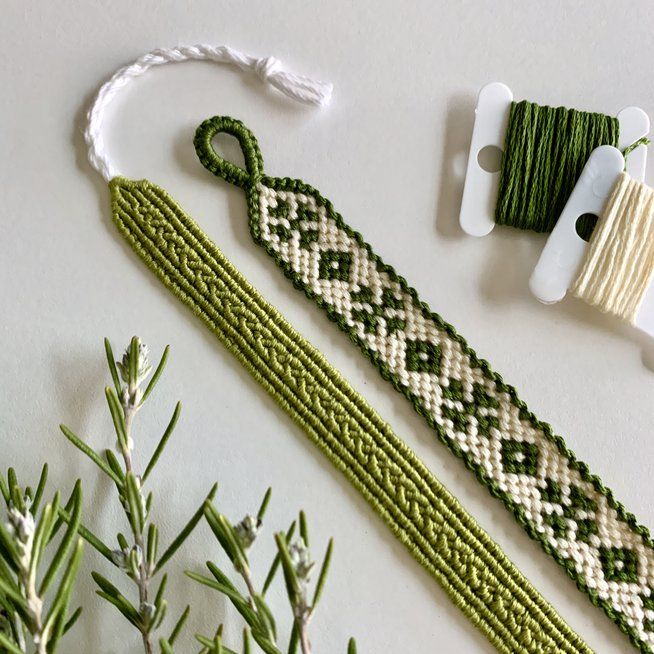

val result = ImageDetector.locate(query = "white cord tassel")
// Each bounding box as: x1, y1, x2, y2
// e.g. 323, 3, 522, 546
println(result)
85, 44, 333, 181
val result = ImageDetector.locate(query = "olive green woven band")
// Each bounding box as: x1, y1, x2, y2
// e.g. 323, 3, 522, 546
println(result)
109, 176, 591, 654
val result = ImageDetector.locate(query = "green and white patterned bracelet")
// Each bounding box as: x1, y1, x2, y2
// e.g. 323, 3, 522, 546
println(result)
110, 175, 591, 654
194, 115, 654, 653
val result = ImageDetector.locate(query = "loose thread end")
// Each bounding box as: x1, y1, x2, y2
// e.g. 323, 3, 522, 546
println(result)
622, 136, 651, 170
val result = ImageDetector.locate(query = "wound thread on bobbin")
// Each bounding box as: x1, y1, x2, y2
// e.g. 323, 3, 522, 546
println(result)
573, 172, 654, 323
495, 100, 619, 235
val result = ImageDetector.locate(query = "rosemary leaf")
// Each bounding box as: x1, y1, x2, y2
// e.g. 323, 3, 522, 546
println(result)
63, 606, 83, 635
104, 449, 126, 483
31, 463, 49, 514
142, 401, 181, 483
125, 472, 145, 534
154, 573, 168, 608
43, 539, 84, 635
287, 623, 298, 654
154, 483, 217, 574
298, 511, 309, 547
57, 507, 113, 562
274, 533, 300, 605
0, 633, 23, 654
168, 605, 190, 645
59, 424, 123, 485
140, 345, 169, 406
104, 337, 122, 397
153, 599, 168, 630
147, 523, 159, 570
40, 482, 82, 595
0, 472, 9, 503
311, 538, 333, 610
256, 487, 272, 523
262, 521, 296, 596
105, 386, 129, 450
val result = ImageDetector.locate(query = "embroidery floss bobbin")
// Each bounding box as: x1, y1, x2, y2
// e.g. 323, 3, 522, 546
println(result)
84, 45, 593, 654
531, 145, 654, 342
460, 82, 649, 237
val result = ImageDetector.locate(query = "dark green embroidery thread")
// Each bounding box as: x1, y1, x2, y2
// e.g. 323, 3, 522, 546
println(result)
110, 175, 592, 654
193, 115, 654, 653
495, 100, 619, 235
501, 440, 540, 476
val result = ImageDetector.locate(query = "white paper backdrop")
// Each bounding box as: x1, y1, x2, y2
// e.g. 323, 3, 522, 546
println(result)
1, 2, 653, 652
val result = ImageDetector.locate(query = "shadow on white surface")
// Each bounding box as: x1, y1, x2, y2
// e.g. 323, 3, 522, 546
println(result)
434, 93, 476, 240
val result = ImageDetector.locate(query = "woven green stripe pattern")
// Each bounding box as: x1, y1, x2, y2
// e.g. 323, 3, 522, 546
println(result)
193, 115, 654, 653
110, 176, 591, 654
495, 100, 619, 235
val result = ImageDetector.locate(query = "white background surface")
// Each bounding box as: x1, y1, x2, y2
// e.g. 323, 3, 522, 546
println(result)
1, 2, 654, 652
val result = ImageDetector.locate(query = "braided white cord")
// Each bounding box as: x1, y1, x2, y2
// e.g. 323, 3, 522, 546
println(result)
85, 44, 333, 180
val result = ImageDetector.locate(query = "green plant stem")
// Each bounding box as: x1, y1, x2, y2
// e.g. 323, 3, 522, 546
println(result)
24, 577, 44, 654
240, 569, 257, 606
15, 523, 45, 653
239, 566, 277, 650
295, 591, 311, 654
299, 627, 310, 654
121, 391, 153, 654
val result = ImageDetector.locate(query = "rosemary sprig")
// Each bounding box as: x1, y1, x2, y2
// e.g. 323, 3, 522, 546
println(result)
188, 493, 356, 654
0, 466, 83, 653
59, 337, 216, 653
55, 336, 359, 654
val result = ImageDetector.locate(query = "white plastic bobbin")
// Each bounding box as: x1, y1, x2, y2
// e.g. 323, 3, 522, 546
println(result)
459, 82, 650, 237
530, 145, 654, 339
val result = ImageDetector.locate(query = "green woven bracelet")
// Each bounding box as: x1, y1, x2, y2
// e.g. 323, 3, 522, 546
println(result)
109, 175, 591, 654
192, 115, 654, 653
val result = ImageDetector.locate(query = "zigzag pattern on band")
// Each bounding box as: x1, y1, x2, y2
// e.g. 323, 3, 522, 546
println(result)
110, 175, 592, 654
193, 115, 654, 653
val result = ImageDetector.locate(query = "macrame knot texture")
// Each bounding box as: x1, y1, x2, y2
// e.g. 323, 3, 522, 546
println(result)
109, 172, 592, 654
194, 115, 654, 654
